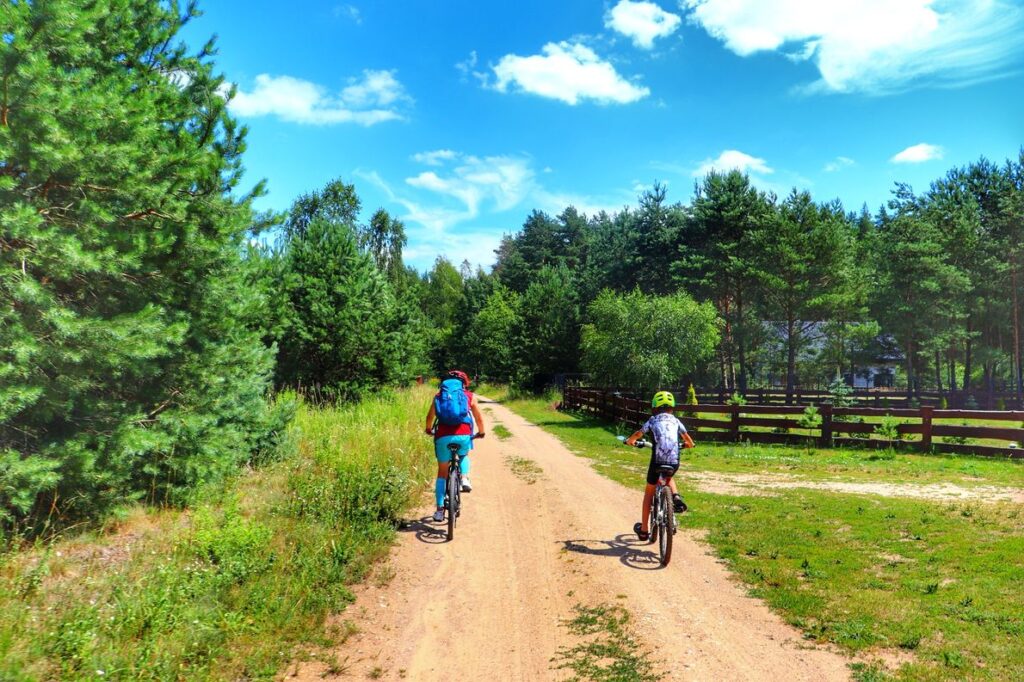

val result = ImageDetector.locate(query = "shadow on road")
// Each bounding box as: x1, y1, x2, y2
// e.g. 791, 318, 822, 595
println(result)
560, 533, 663, 571
398, 516, 449, 544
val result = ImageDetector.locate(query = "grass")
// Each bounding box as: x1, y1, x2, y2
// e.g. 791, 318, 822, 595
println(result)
506, 456, 544, 484
493, 424, 513, 440
0, 385, 436, 681
494, 390, 1024, 681
495, 395, 1023, 490
552, 603, 664, 681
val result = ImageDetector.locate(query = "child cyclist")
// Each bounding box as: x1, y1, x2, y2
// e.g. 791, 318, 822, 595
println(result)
424, 370, 486, 523
625, 390, 694, 541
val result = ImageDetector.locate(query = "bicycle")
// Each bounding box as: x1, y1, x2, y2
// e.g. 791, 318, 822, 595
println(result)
618, 436, 678, 566
444, 433, 483, 542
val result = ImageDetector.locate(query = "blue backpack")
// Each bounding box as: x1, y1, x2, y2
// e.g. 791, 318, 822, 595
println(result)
435, 378, 470, 426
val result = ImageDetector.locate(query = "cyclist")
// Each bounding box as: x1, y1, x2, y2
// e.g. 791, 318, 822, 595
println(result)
425, 370, 486, 522
624, 390, 694, 541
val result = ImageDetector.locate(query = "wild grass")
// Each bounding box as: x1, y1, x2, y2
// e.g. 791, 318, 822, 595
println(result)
0, 386, 435, 681
493, 424, 513, 440
505, 456, 544, 484
498, 392, 1024, 681
552, 603, 664, 681
498, 396, 1023, 489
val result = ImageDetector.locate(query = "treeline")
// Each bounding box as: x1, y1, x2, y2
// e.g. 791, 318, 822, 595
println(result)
428, 161, 1024, 403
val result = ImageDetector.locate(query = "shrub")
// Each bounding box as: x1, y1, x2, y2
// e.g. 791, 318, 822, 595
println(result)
727, 392, 748, 407
686, 383, 698, 406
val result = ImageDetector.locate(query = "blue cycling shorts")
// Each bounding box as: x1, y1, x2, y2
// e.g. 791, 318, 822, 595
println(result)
434, 435, 472, 462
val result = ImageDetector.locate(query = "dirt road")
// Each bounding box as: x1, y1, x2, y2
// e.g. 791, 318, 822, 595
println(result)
290, 400, 853, 681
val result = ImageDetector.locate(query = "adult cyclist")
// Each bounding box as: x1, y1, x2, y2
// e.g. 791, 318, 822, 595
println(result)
424, 370, 486, 523
624, 390, 694, 541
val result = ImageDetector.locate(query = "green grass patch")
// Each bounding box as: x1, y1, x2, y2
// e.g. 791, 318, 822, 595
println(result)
493, 424, 513, 441
498, 392, 1024, 681
0, 386, 435, 681
552, 603, 664, 681
505, 456, 544, 484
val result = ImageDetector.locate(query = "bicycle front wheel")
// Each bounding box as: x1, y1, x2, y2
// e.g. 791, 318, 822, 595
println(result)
658, 488, 673, 566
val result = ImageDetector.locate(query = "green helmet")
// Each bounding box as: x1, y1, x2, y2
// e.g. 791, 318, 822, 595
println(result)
651, 391, 675, 408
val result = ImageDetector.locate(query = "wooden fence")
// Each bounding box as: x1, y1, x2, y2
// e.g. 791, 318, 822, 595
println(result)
633, 387, 1022, 410
562, 386, 1024, 459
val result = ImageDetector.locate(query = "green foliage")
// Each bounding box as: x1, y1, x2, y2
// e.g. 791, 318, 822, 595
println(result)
0, 0, 283, 529
685, 383, 698, 406
798, 406, 822, 431
272, 215, 424, 399
873, 415, 902, 443
581, 289, 720, 388
0, 387, 434, 680
513, 264, 581, 387
462, 286, 521, 382
726, 392, 747, 406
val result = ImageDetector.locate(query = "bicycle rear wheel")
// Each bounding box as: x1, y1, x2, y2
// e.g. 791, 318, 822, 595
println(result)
658, 488, 673, 566
446, 468, 459, 541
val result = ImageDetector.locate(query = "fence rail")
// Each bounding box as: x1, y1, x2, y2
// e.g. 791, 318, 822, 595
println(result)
561, 387, 1024, 459
602, 387, 1024, 410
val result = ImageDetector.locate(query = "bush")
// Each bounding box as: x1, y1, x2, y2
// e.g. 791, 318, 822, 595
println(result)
686, 383, 699, 406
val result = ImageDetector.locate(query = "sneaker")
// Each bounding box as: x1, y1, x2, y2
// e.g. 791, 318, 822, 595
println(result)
432, 509, 445, 523
461, 477, 473, 493
673, 494, 687, 514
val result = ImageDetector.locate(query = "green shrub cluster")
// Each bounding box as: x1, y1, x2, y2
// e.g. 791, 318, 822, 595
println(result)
0, 388, 433, 680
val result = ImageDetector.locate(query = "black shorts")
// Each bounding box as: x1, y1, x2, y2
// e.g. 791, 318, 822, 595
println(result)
646, 460, 679, 486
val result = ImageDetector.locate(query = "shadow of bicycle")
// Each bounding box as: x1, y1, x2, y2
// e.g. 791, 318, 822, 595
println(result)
398, 516, 449, 544
560, 533, 664, 570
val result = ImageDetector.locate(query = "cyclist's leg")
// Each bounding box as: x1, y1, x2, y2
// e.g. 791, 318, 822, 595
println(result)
434, 437, 457, 510
640, 458, 660, 533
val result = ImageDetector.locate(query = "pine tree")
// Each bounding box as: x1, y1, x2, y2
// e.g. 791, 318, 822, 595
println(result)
0, 1, 284, 528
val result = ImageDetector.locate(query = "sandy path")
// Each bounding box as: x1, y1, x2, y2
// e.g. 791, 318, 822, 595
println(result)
289, 400, 852, 681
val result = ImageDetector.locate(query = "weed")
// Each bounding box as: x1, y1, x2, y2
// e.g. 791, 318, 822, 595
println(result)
552, 604, 663, 681
493, 424, 513, 441
506, 456, 544, 484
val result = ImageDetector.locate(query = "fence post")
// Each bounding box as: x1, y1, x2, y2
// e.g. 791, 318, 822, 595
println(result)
730, 404, 740, 443
921, 405, 933, 452
820, 404, 833, 448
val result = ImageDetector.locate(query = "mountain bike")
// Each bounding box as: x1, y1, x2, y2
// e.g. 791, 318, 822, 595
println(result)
618, 436, 677, 566
445, 434, 483, 542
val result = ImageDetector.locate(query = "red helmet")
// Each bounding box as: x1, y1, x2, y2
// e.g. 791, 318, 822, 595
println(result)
446, 369, 470, 387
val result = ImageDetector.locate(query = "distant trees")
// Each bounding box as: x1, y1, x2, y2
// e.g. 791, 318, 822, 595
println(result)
581, 290, 720, 388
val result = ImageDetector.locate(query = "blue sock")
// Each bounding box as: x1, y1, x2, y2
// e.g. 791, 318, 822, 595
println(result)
435, 477, 446, 508
460, 455, 470, 476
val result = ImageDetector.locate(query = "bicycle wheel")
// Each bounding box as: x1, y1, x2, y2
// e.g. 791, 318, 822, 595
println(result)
658, 488, 673, 566
446, 468, 459, 541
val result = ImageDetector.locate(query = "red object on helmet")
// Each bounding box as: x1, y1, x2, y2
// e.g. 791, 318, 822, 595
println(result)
446, 369, 470, 388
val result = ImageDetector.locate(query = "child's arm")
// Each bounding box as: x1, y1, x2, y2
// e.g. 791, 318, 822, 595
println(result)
424, 403, 437, 435
470, 395, 486, 437
682, 431, 695, 449
624, 429, 645, 446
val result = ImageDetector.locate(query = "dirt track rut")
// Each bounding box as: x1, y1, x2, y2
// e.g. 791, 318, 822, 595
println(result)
290, 399, 852, 681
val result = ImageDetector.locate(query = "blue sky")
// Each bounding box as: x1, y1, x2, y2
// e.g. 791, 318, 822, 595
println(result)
182, 0, 1024, 270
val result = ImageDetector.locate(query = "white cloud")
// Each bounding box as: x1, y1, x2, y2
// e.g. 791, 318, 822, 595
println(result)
824, 156, 855, 172
682, 0, 1024, 94
333, 4, 361, 24
229, 70, 410, 125
405, 154, 535, 219
606, 0, 682, 49
492, 41, 650, 105
693, 150, 774, 177
890, 143, 944, 163
412, 149, 459, 166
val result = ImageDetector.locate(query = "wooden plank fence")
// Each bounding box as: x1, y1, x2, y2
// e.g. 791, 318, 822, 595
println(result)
562, 386, 1024, 459
639, 387, 1022, 410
